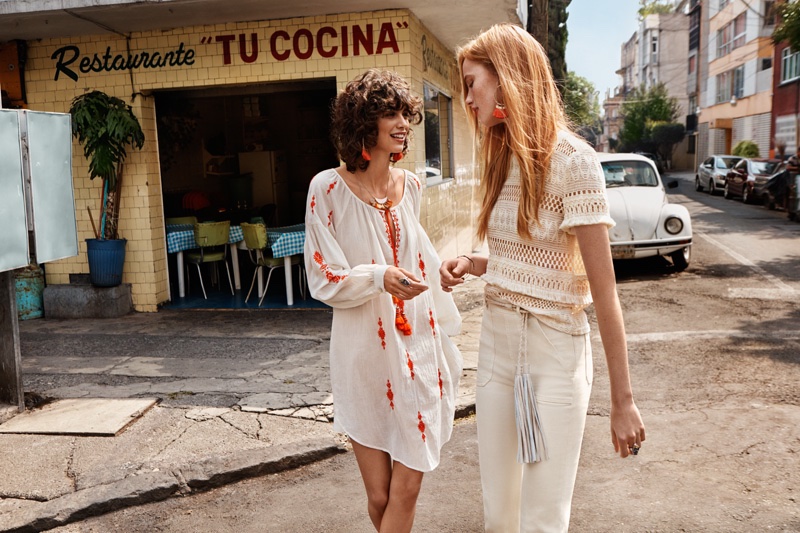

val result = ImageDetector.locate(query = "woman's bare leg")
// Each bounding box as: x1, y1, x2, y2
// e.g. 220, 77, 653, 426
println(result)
351, 439, 392, 530
379, 461, 424, 533
350, 439, 425, 533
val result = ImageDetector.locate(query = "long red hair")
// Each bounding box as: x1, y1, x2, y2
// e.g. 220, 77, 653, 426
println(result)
458, 24, 569, 239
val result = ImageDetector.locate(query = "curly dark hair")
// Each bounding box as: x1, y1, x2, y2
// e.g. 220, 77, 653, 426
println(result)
330, 69, 423, 172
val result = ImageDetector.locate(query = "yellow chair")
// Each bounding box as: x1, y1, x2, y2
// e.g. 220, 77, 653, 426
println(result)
186, 221, 234, 299
240, 222, 304, 306
166, 216, 198, 225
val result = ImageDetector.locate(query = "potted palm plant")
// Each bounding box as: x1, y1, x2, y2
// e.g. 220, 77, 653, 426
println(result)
69, 90, 144, 287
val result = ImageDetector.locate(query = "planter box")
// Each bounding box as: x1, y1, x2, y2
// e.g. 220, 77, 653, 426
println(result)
43, 283, 132, 319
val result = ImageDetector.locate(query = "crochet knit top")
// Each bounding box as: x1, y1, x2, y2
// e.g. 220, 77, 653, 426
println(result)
482, 130, 615, 335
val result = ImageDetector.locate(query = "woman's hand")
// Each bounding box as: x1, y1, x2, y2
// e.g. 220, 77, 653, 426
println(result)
610, 400, 646, 458
439, 257, 471, 293
388, 266, 428, 300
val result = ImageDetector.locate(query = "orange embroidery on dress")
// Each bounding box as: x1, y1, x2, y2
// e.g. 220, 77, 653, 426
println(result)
313, 251, 346, 284
378, 318, 387, 350
411, 175, 421, 190
438, 368, 443, 398
386, 380, 395, 409
310, 195, 316, 215
417, 411, 426, 442
327, 210, 333, 227
418, 252, 426, 280
406, 351, 415, 380
428, 309, 436, 337
326, 180, 337, 195
391, 210, 402, 251
393, 296, 412, 336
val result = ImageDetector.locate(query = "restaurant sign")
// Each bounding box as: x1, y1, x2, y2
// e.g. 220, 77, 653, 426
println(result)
50, 22, 404, 82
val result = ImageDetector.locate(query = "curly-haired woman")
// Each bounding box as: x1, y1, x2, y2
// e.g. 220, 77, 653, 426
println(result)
304, 69, 462, 532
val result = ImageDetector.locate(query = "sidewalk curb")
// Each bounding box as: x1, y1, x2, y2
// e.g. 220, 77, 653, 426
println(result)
4, 438, 346, 533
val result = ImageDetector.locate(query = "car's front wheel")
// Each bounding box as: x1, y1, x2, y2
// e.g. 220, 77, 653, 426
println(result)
670, 247, 691, 271
695, 176, 703, 191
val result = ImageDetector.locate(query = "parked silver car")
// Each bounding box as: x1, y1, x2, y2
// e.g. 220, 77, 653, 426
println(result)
695, 155, 742, 195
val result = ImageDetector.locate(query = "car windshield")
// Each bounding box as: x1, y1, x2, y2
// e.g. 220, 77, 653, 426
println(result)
717, 158, 740, 169
601, 161, 659, 188
751, 161, 781, 175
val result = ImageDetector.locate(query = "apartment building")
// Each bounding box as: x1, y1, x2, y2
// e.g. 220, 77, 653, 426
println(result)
601, 9, 693, 169
772, 40, 800, 155
697, 0, 776, 160
599, 32, 637, 152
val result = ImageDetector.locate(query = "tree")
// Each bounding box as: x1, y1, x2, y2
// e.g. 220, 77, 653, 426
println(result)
618, 84, 680, 152
773, 0, 800, 51
638, 0, 674, 18
548, 0, 571, 94
564, 71, 601, 141
528, 0, 572, 96
650, 122, 686, 163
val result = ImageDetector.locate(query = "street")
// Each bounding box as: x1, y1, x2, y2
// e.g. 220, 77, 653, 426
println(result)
50, 171, 800, 532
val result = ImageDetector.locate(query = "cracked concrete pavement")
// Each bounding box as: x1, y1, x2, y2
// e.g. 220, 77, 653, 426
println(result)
0, 279, 484, 532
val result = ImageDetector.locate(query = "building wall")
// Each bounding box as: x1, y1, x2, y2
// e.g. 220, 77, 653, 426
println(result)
21, 9, 478, 311
698, 0, 774, 158
772, 41, 800, 155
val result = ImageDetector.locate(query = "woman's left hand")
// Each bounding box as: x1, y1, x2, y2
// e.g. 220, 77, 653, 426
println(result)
610, 400, 646, 458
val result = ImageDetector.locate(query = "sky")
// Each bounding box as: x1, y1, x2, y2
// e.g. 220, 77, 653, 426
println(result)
565, 0, 642, 103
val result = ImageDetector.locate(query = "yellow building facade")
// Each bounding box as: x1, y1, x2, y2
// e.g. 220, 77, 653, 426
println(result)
18, 10, 481, 311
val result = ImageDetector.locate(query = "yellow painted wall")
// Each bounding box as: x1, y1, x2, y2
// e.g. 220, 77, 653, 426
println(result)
21, 9, 478, 311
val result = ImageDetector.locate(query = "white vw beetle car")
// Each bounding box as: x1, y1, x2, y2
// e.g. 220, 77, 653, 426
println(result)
597, 153, 693, 271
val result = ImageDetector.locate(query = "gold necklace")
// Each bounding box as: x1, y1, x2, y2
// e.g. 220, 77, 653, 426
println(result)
358, 169, 394, 210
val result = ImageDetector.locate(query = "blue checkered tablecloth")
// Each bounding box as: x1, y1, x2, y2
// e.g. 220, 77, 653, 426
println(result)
166, 224, 244, 254
267, 224, 306, 258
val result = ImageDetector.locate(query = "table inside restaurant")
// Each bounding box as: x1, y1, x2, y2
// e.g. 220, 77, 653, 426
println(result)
166, 224, 243, 298
246, 223, 306, 306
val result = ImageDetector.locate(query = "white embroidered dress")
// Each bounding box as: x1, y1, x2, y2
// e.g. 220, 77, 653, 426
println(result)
304, 168, 463, 472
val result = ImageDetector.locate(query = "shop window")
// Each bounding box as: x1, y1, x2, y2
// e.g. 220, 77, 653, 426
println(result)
423, 83, 452, 185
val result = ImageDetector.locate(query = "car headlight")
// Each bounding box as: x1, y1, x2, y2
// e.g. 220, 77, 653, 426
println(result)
665, 216, 683, 235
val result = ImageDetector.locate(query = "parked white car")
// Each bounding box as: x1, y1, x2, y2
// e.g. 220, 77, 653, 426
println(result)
597, 153, 693, 270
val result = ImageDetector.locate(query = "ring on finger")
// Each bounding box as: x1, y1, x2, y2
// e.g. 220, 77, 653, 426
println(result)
628, 443, 640, 456
400, 277, 411, 286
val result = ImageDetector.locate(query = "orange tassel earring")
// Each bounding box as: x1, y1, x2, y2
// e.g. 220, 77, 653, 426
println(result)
391, 152, 403, 163
493, 102, 508, 119
361, 140, 371, 161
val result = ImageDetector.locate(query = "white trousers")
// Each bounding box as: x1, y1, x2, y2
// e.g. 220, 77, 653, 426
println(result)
476, 301, 593, 533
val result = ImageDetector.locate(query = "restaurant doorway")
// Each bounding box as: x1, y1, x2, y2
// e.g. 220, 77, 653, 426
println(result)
155, 78, 338, 226
155, 79, 339, 308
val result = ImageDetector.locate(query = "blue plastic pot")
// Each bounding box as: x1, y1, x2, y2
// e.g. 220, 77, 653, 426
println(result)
86, 238, 127, 287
